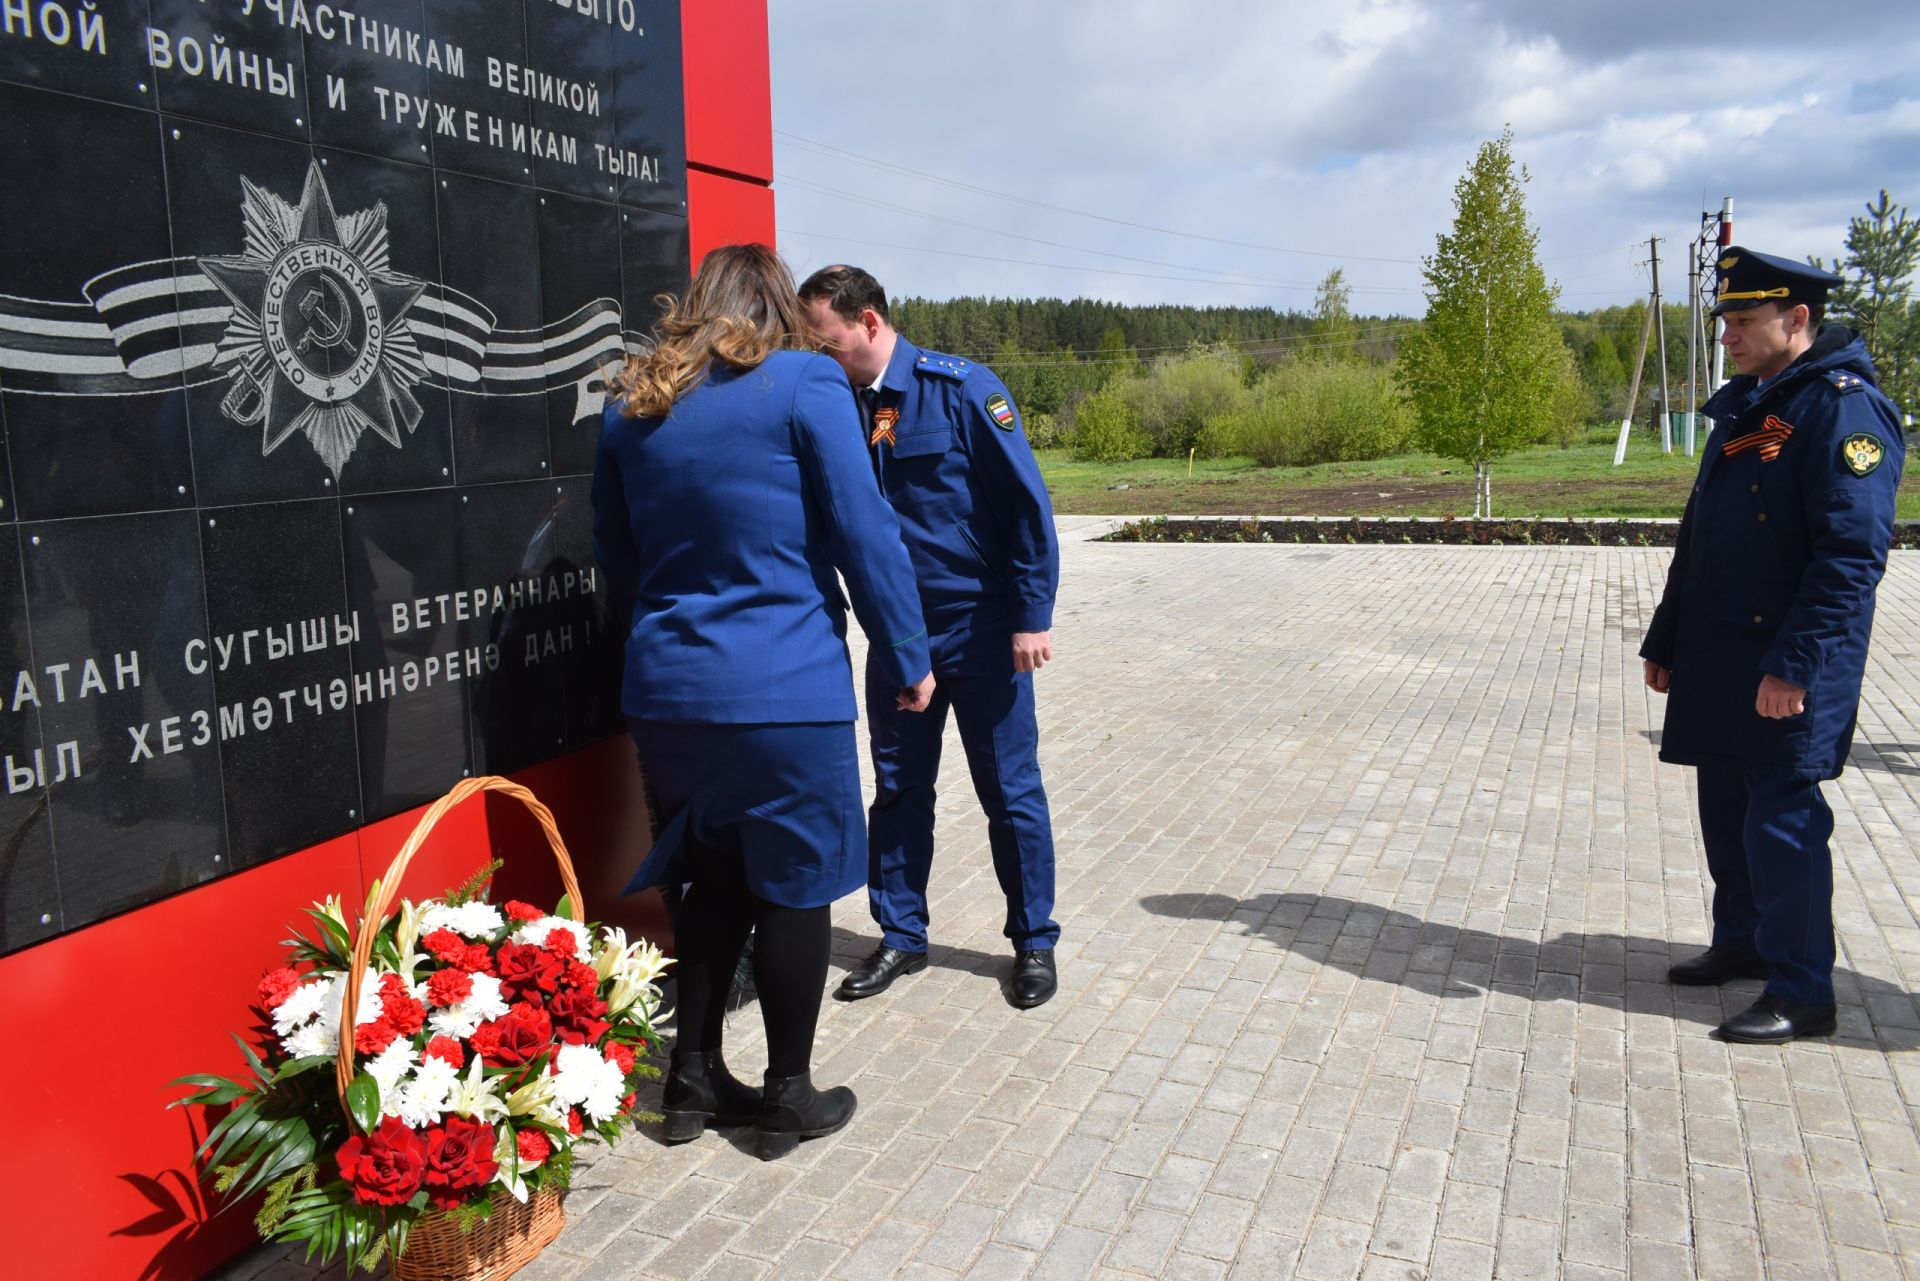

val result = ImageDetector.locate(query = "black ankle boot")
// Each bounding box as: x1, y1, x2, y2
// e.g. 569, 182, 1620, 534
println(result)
661, 1049, 762, 1142
753, 1071, 856, 1160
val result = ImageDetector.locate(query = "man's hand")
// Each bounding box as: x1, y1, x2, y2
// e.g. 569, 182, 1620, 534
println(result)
1013, 630, 1053, 673
897, 672, 935, 713
1643, 660, 1670, 694
1756, 673, 1806, 719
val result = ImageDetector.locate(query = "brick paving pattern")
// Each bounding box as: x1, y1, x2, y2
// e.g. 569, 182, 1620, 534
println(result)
217, 518, 1920, 1280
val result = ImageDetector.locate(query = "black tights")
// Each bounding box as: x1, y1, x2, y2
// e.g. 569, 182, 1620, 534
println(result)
672, 849, 829, 1079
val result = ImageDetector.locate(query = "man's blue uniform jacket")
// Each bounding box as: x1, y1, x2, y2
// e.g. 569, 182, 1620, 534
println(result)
868, 337, 1059, 674
592, 350, 931, 724
1642, 326, 1905, 779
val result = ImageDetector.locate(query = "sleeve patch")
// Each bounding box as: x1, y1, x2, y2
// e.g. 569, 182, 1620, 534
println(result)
1842, 433, 1886, 476
986, 393, 1016, 430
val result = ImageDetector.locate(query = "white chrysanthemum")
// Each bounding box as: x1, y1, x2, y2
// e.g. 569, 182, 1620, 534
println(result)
271, 975, 336, 1037
517, 916, 591, 962
428, 971, 509, 1040
352, 975, 388, 1028
283, 1020, 337, 1060
551, 1042, 625, 1124
391, 1054, 460, 1128
420, 901, 505, 939
366, 1038, 417, 1110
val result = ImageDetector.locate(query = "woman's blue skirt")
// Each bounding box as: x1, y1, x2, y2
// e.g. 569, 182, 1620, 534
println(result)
623, 718, 864, 909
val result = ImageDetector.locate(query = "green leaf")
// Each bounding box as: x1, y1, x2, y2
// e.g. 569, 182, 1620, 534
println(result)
554, 893, 575, 920
344, 1073, 381, 1134
269, 1055, 334, 1084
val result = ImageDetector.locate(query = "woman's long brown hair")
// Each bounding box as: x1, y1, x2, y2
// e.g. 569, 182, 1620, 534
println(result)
611, 243, 815, 419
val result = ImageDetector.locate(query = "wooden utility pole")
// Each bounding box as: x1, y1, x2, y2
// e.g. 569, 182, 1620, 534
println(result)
1650, 236, 1672, 453
1612, 238, 1663, 466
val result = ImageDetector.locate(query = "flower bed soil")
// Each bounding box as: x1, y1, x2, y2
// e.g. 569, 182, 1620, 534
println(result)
1102, 516, 1920, 550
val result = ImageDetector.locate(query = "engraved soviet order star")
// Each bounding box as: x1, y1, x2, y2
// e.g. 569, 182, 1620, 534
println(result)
198, 161, 429, 477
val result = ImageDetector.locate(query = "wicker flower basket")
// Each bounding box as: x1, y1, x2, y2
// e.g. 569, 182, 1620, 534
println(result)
337, 776, 582, 1281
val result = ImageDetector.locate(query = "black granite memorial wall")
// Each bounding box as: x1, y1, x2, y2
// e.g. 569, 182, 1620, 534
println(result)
0, 0, 689, 954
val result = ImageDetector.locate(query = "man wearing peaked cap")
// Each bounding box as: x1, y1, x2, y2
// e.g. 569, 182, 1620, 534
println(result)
1642, 244, 1905, 1043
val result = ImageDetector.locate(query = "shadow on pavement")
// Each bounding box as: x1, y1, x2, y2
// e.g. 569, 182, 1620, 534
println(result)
1139, 892, 1920, 1052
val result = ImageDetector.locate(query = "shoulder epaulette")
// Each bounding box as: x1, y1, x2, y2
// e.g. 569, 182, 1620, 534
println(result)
1827, 370, 1870, 395
913, 352, 971, 383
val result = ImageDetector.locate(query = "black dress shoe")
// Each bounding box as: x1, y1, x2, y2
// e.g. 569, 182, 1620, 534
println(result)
1715, 994, 1838, 1044
836, 945, 927, 1000
1006, 949, 1057, 1009
1667, 947, 1770, 986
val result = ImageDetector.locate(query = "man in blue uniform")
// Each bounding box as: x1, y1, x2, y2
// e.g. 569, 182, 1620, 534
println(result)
1642, 246, 1905, 1044
799, 265, 1063, 1009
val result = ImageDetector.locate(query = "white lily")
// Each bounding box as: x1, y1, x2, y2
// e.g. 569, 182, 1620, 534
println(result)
594, 930, 672, 1016
393, 899, 423, 982
492, 1131, 532, 1204
505, 1072, 567, 1133
445, 1056, 509, 1126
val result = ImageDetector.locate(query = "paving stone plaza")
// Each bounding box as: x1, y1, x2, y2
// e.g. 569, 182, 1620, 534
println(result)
226, 518, 1920, 1280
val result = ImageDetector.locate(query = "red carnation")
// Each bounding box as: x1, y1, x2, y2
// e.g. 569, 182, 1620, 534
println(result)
515, 1129, 551, 1165
620, 1091, 636, 1113
606, 1042, 635, 1075
461, 943, 495, 974
422, 1116, 499, 1210
354, 1018, 400, 1056
543, 930, 581, 959
496, 940, 565, 1003
427, 969, 475, 1008
378, 974, 426, 1037
470, 1004, 553, 1067
425, 1036, 465, 1068
566, 1109, 584, 1137
337, 1116, 428, 1207
505, 900, 545, 923
257, 966, 302, 1011
564, 962, 600, 993
422, 928, 467, 962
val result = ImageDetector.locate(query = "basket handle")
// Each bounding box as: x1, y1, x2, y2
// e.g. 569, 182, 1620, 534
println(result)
334, 776, 585, 1115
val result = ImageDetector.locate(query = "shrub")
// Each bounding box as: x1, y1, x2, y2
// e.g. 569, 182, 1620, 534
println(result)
1023, 411, 1067, 450
1069, 387, 1152, 462
1224, 360, 1412, 466
1115, 345, 1250, 456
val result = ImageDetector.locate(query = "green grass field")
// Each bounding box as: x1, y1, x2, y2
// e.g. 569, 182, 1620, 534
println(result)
1038, 427, 1920, 520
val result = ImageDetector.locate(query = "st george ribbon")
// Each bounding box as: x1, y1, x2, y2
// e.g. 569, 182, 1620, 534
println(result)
0, 160, 630, 476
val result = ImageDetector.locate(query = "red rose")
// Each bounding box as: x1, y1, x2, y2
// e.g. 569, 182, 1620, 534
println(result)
515, 1129, 551, 1165
470, 1004, 553, 1067
496, 941, 564, 1003
505, 900, 545, 923
422, 1116, 499, 1210
606, 1042, 635, 1075
354, 1018, 400, 1056
257, 966, 302, 1012
379, 974, 426, 1036
427, 969, 475, 1008
422, 929, 467, 962
548, 984, 610, 1044
336, 1116, 428, 1207
566, 1109, 584, 1137
425, 1036, 465, 1068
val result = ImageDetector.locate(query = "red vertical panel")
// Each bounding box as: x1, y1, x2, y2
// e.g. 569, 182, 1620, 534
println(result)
0, 833, 365, 1281
687, 168, 778, 269
680, 0, 773, 182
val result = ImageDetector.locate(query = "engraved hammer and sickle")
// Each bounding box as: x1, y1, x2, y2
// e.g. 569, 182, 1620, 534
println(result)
296, 275, 354, 354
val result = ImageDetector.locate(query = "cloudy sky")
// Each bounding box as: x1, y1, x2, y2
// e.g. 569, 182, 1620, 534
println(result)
767, 1, 1920, 317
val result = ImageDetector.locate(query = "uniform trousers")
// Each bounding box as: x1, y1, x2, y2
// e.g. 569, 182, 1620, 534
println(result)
863, 658, 1059, 953
1696, 761, 1837, 1006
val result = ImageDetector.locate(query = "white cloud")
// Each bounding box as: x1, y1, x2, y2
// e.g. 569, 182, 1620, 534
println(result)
768, 0, 1920, 314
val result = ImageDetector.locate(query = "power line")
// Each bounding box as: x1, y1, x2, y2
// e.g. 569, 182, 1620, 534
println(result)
778, 175, 1423, 293
776, 130, 1423, 266
778, 228, 1423, 295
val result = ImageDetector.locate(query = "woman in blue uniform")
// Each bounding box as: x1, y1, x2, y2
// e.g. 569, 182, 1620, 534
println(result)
593, 244, 934, 1158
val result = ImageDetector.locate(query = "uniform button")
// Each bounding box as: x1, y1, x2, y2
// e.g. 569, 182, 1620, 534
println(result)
1753, 614, 1764, 624
1757, 512, 1768, 522
1750, 484, 1759, 493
